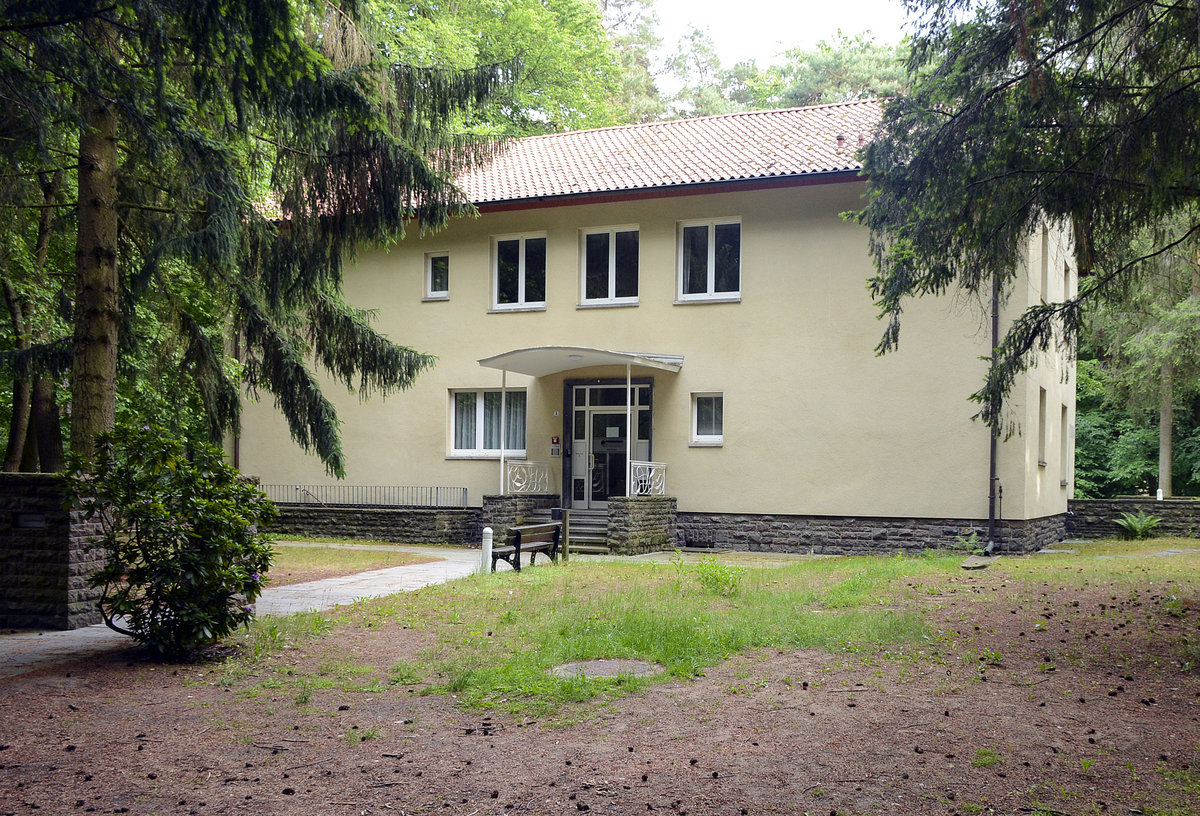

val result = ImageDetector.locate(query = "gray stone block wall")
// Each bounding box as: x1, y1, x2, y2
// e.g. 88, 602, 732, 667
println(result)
676, 511, 1064, 555
608, 496, 677, 555
1067, 497, 1200, 539
0, 473, 104, 630
272, 505, 482, 545
481, 493, 558, 545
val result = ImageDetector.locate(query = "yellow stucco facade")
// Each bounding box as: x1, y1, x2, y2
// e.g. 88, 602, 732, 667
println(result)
239, 178, 1075, 523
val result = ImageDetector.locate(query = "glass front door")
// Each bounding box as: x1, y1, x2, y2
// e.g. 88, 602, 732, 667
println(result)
588, 413, 627, 507
569, 385, 651, 510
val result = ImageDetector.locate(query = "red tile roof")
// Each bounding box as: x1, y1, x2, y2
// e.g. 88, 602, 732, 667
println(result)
457, 100, 881, 205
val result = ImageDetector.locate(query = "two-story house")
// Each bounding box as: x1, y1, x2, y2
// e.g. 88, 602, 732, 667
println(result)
240, 100, 1076, 553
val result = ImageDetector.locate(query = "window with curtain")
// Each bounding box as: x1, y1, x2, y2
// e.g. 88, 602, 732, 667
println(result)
691, 392, 724, 445
451, 389, 526, 455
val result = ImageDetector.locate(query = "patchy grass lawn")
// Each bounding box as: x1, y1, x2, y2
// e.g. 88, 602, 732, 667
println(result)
3, 537, 1198, 816
267, 541, 440, 586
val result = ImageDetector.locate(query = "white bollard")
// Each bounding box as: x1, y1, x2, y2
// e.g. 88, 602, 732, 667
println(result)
1157, 488, 1164, 501
480, 527, 493, 575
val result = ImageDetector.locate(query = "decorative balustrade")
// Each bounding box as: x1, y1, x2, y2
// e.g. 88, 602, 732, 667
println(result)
630, 460, 667, 496
506, 460, 550, 494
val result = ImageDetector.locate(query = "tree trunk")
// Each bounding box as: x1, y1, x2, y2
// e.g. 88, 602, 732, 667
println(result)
18, 412, 38, 472
1159, 362, 1173, 498
33, 376, 65, 472
3, 284, 32, 471
70, 51, 120, 459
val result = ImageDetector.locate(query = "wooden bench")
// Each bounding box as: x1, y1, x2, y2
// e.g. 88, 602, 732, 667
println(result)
491, 522, 562, 573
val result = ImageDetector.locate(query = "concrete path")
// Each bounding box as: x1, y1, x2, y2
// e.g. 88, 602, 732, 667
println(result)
0, 544, 483, 681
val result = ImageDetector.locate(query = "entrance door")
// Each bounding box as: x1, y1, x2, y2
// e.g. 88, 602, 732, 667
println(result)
588, 412, 627, 508
569, 384, 650, 510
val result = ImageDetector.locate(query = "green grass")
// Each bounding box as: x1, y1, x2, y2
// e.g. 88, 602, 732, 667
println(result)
971, 747, 1003, 768
226, 538, 1200, 719
305, 553, 956, 716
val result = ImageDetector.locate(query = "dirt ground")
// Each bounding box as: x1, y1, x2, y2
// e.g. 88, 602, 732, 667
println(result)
2, 562, 1198, 816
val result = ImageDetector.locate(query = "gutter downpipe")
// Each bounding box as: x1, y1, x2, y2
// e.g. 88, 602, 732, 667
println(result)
500, 368, 507, 496
626, 363, 632, 497
986, 270, 1000, 554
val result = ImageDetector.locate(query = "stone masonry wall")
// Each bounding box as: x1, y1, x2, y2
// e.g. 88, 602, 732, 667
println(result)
272, 505, 482, 545
481, 494, 558, 545
608, 496, 677, 556
0, 473, 104, 630
1067, 497, 1200, 540
676, 511, 1065, 555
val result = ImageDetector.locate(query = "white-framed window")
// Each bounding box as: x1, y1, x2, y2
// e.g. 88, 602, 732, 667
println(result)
581, 226, 638, 305
492, 234, 546, 309
691, 392, 724, 445
677, 218, 741, 302
450, 389, 527, 457
424, 252, 449, 300
1037, 387, 1047, 466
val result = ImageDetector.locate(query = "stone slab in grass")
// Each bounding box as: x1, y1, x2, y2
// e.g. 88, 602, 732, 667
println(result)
960, 555, 998, 570
550, 659, 664, 679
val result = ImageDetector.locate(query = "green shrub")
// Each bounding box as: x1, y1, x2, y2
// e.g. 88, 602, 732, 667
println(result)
1114, 510, 1163, 540
66, 424, 277, 659
693, 555, 746, 596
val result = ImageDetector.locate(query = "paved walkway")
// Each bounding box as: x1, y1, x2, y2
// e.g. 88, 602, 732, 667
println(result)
0, 544, 483, 681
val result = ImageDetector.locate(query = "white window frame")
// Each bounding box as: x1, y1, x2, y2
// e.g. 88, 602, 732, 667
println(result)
579, 225, 639, 307
424, 252, 449, 300
691, 392, 724, 446
676, 218, 742, 303
491, 233, 547, 311
449, 389, 527, 458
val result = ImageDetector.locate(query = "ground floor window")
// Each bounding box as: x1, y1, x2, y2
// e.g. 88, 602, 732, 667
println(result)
691, 392, 723, 445
451, 389, 526, 456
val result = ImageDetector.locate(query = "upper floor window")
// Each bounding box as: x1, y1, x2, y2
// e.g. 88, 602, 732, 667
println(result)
425, 252, 449, 300
493, 234, 546, 310
678, 218, 741, 302
581, 227, 638, 305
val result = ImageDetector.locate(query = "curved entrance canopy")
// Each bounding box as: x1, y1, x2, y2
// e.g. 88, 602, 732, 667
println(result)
478, 346, 683, 377
477, 347, 682, 501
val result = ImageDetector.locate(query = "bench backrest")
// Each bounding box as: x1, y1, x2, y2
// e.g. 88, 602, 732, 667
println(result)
507, 522, 560, 546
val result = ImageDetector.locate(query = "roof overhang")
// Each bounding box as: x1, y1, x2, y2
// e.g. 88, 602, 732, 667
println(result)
478, 346, 683, 378
474, 169, 864, 214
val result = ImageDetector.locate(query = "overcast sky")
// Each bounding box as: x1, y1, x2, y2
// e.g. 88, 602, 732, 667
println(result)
650, 0, 913, 67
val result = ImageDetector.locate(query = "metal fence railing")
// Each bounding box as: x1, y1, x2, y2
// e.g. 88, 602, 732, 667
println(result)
260, 484, 469, 508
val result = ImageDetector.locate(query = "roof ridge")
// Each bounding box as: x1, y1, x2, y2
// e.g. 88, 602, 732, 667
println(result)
512, 99, 882, 143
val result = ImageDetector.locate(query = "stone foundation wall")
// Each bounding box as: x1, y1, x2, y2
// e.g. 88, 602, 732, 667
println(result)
272, 505, 482, 545
481, 493, 558, 544
0, 474, 104, 630
676, 511, 1064, 555
1067, 497, 1200, 539
608, 496, 677, 556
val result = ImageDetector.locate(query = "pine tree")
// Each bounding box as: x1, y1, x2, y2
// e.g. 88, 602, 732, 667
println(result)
855, 0, 1200, 430
0, 0, 512, 475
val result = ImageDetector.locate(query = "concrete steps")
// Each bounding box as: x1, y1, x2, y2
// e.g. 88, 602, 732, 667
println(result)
528, 509, 610, 555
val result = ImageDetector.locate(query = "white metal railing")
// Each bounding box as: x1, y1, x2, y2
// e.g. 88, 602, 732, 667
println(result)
506, 460, 550, 494
260, 484, 468, 507
630, 460, 667, 496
